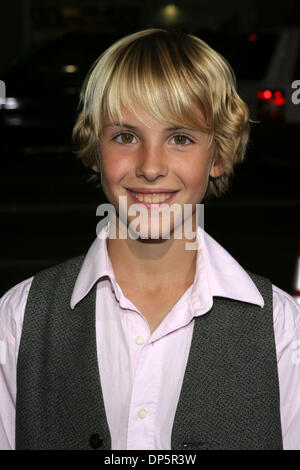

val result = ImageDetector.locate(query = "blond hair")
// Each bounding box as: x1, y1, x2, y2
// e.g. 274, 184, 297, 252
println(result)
72, 28, 250, 198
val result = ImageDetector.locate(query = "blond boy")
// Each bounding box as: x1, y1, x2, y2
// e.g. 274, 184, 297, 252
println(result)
0, 29, 299, 450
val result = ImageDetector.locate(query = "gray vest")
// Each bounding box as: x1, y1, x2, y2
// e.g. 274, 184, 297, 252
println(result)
15, 255, 283, 450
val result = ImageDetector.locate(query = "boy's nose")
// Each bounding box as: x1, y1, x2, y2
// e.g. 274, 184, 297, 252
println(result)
135, 144, 168, 181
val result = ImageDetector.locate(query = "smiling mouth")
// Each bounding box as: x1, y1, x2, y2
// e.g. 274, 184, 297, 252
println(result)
126, 190, 178, 205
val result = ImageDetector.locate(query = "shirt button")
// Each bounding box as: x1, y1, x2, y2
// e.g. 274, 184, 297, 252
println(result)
138, 408, 148, 419
135, 336, 145, 345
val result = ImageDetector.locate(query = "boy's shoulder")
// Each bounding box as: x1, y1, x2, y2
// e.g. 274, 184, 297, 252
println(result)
246, 269, 300, 317
33, 254, 86, 279
272, 283, 300, 332
26, 254, 86, 300
0, 255, 86, 342
0, 254, 85, 309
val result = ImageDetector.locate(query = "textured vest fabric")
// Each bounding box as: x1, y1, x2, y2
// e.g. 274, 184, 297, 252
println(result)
15, 255, 283, 450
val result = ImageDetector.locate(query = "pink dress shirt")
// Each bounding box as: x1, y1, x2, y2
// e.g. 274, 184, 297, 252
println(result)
0, 223, 300, 450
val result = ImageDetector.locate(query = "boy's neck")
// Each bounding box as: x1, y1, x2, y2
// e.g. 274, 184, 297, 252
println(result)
106, 225, 198, 292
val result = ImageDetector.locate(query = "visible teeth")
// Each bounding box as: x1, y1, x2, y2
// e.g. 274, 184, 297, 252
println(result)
132, 192, 174, 203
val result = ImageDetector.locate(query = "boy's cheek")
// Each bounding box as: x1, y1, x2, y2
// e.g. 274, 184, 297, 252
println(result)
100, 175, 125, 206
101, 153, 131, 177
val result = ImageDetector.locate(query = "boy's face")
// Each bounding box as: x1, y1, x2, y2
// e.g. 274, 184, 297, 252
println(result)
94, 102, 224, 239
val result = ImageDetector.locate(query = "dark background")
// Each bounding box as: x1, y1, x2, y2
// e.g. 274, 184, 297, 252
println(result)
0, 0, 299, 297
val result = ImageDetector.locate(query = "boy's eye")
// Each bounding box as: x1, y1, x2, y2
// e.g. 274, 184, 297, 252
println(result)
113, 132, 193, 145
114, 133, 137, 144
170, 134, 193, 145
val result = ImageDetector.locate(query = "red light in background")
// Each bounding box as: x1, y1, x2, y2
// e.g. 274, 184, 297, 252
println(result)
274, 90, 282, 98
263, 89, 272, 99
257, 89, 264, 100
257, 89, 272, 100
248, 33, 258, 42
273, 90, 286, 106
257, 89, 286, 106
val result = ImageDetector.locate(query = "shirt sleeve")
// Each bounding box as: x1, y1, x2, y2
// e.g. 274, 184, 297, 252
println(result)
272, 284, 300, 450
0, 277, 33, 450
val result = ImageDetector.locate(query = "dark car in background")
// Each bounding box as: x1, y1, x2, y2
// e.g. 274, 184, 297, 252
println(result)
194, 28, 300, 167
195, 28, 300, 124
0, 31, 120, 157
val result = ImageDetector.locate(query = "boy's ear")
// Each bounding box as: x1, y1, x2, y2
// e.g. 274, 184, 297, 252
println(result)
91, 162, 100, 173
209, 156, 225, 179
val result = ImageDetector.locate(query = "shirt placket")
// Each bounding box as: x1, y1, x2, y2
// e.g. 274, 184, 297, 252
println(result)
126, 317, 166, 450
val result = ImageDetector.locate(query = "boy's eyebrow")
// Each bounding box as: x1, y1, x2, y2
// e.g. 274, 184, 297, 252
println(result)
103, 123, 200, 132
103, 123, 139, 130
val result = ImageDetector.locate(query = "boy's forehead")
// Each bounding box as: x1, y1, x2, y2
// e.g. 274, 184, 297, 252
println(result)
102, 100, 207, 129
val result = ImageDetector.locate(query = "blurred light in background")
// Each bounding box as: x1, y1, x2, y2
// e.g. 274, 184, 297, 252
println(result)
0, 80, 5, 106
60, 6, 81, 19
248, 33, 258, 42
1, 97, 19, 110
160, 4, 182, 26
257, 88, 286, 105
62, 65, 78, 73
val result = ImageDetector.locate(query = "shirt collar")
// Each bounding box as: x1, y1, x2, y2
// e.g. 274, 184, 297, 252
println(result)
70, 222, 115, 309
70, 222, 264, 310
198, 227, 264, 308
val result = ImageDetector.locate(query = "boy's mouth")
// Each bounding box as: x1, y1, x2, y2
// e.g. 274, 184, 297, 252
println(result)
126, 188, 178, 204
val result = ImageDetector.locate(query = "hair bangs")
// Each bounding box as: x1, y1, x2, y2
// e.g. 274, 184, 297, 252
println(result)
100, 34, 212, 138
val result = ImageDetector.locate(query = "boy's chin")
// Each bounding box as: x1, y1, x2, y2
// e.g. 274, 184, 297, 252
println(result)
126, 221, 184, 242
113, 209, 198, 241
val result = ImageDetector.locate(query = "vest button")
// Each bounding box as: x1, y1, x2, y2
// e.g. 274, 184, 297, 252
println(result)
89, 433, 103, 449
